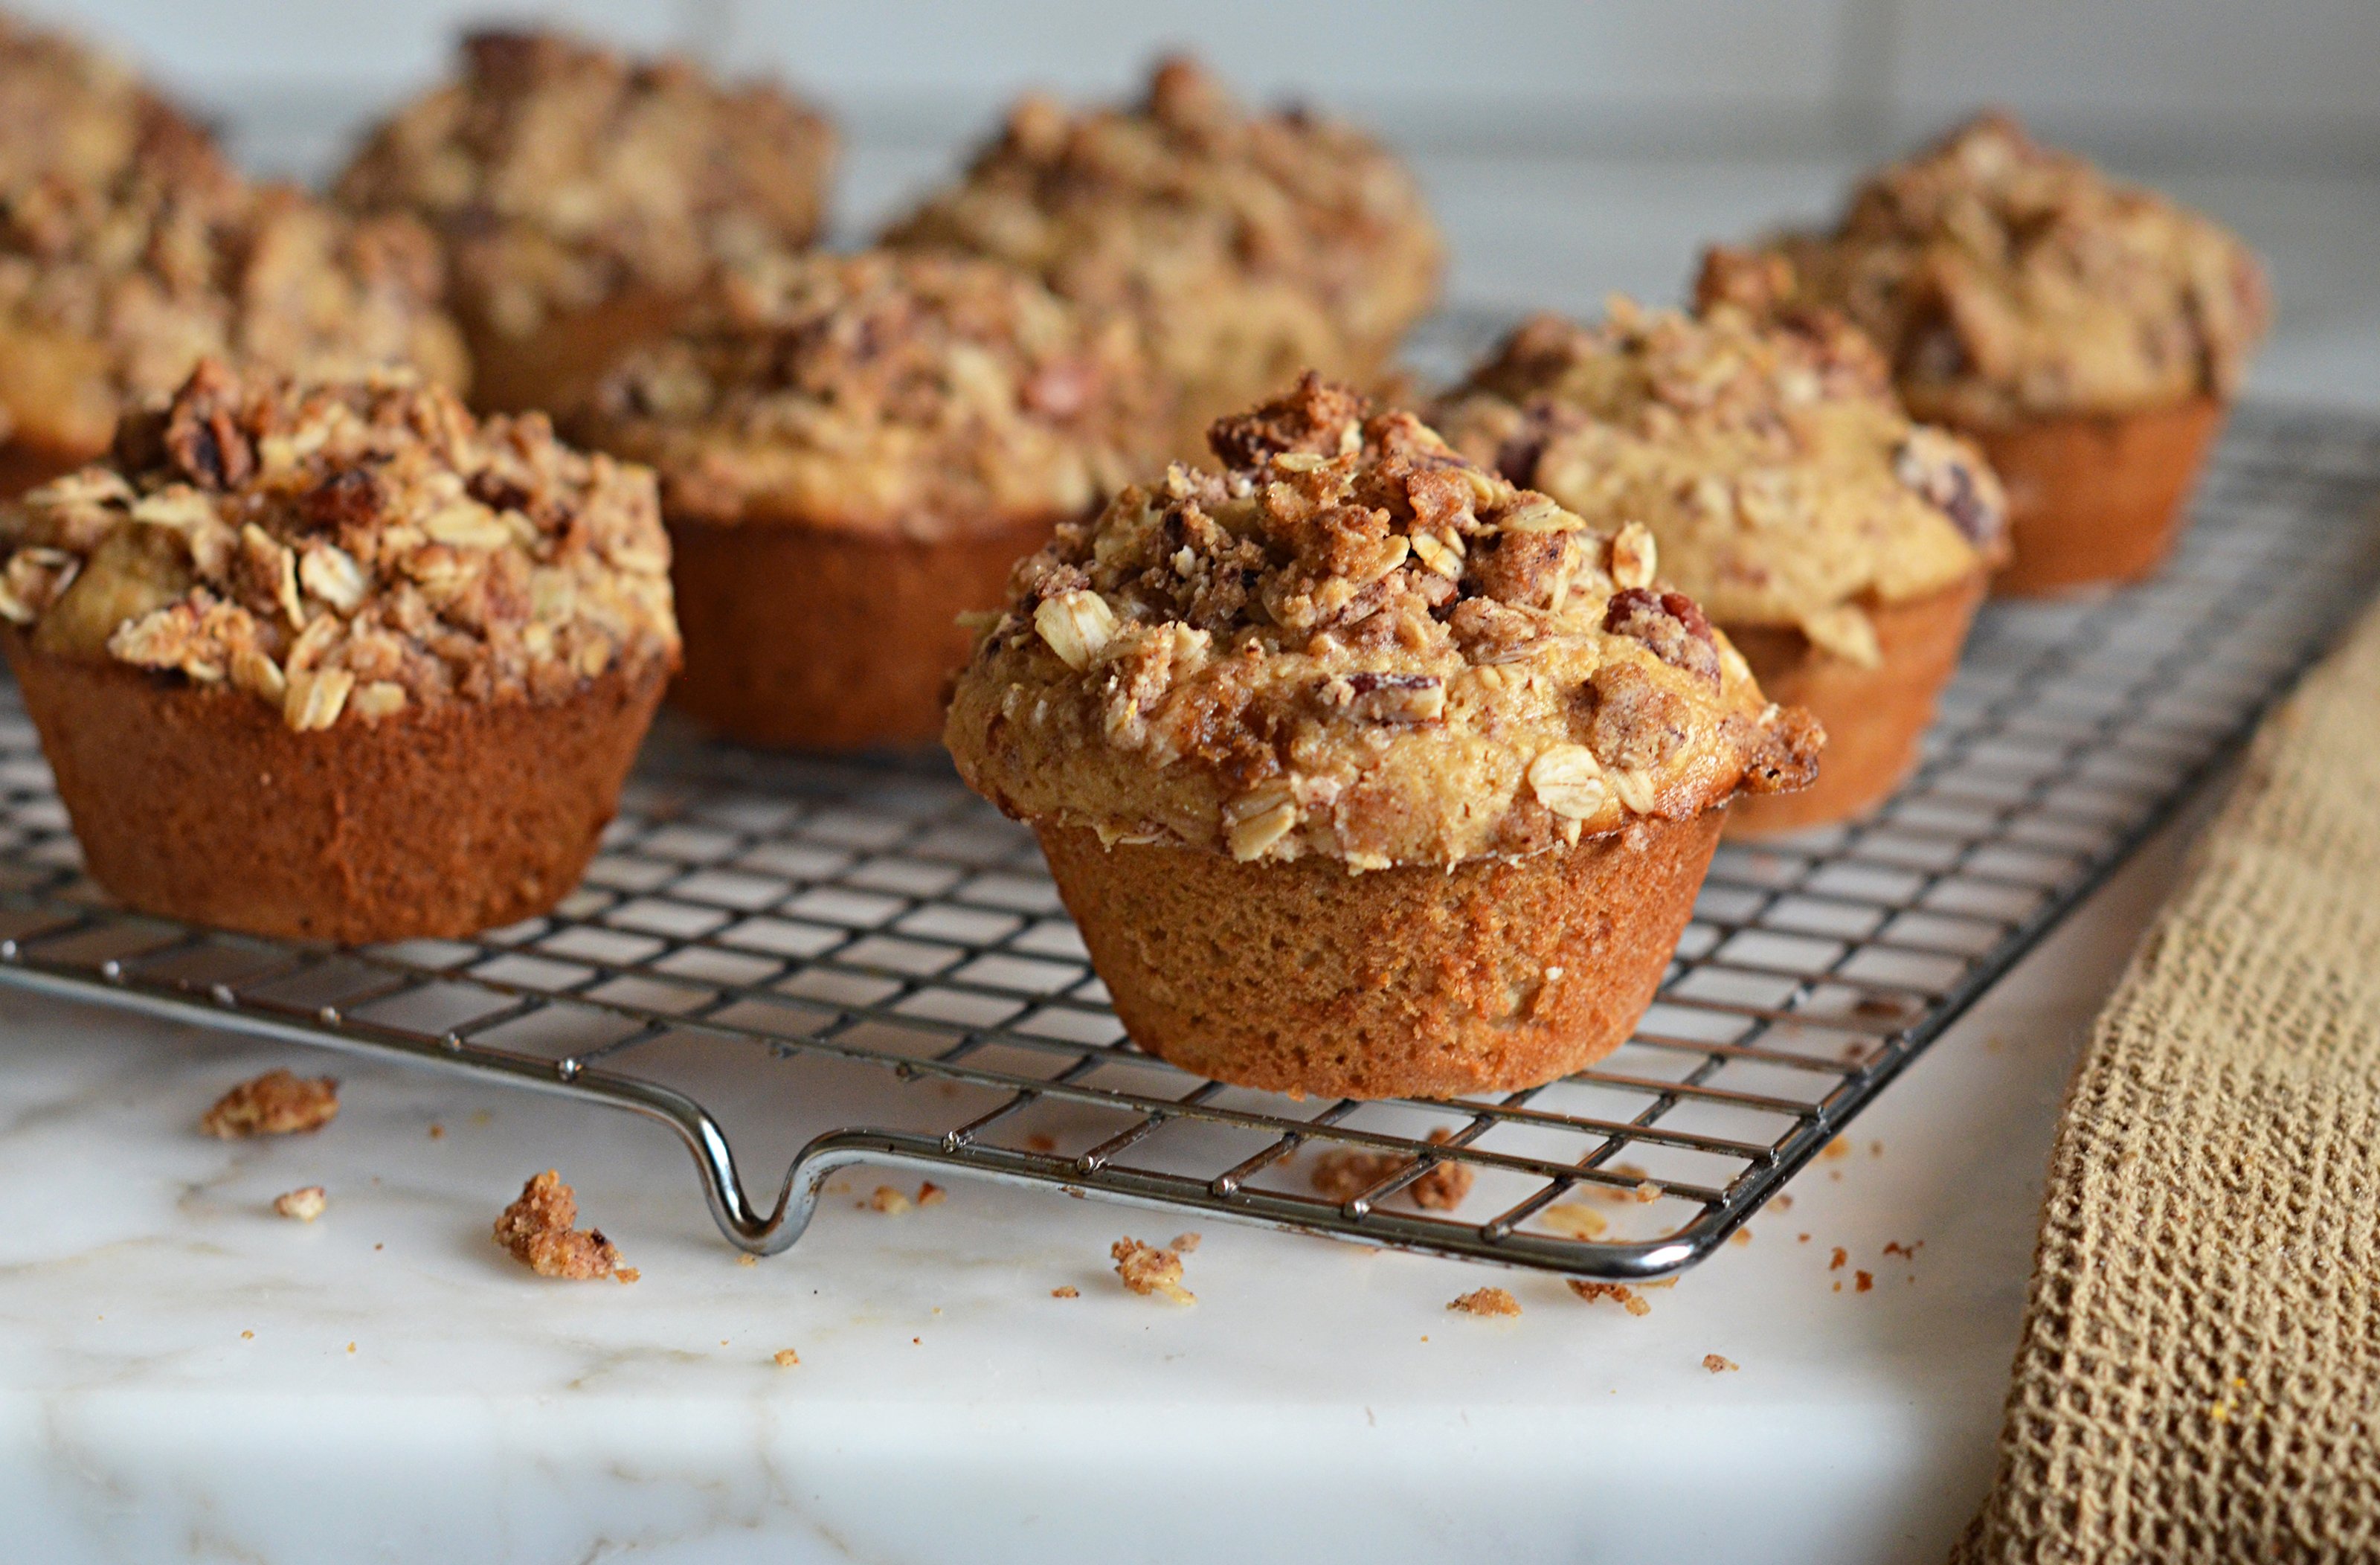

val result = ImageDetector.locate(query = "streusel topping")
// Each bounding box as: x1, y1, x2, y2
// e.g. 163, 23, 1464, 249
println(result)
0, 360, 677, 729
1430, 295, 2005, 666
885, 57, 1441, 437
0, 12, 216, 199
335, 28, 836, 341
945, 376, 1820, 869
580, 249, 1164, 535
1720, 112, 2268, 426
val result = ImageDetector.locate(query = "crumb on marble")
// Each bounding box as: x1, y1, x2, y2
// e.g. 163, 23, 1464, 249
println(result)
201, 1070, 338, 1138
240, 1330, 254, 1340
428, 1123, 445, 1140
1025, 1133, 1058, 1152
1449, 1287, 1522, 1317
1568, 1280, 1650, 1316
916, 1181, 946, 1206
1051, 1285, 1079, 1299
1856, 1270, 1874, 1293
1633, 1180, 1663, 1204
774, 1349, 800, 1367
1821, 1136, 1851, 1161
1310, 1128, 1476, 1210
1168, 1232, 1201, 1253
1110, 1235, 1194, 1304
1540, 1203, 1608, 1239
492, 1169, 623, 1280
866, 1185, 913, 1215
737, 1253, 758, 1267
1830, 1246, 1848, 1271
273, 1185, 327, 1222
1772, 1193, 1794, 1212
616, 1267, 640, 1284
1883, 1240, 1923, 1259
1703, 1354, 1739, 1374
345, 1341, 356, 1354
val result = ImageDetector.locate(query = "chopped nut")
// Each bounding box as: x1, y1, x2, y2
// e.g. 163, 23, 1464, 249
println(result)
283, 667, 354, 732
1033, 588, 1117, 670
493, 1169, 623, 1280
201, 1070, 339, 1137
1341, 671, 1444, 724
1609, 521, 1657, 589
1110, 1235, 1194, 1303
1448, 1287, 1522, 1317
1569, 1280, 1651, 1316
273, 1186, 327, 1221
774, 1349, 800, 1367
1528, 745, 1608, 820
1703, 1353, 1740, 1374
1223, 780, 1299, 861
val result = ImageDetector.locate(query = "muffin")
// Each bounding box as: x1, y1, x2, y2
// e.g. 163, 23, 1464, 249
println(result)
945, 376, 1821, 1099
1432, 294, 2005, 835
1708, 112, 2267, 595
885, 55, 1442, 460
335, 28, 836, 417
0, 359, 678, 942
576, 248, 1164, 750
0, 15, 467, 498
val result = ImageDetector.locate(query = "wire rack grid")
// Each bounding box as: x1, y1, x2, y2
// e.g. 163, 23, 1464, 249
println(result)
0, 403, 2373, 1281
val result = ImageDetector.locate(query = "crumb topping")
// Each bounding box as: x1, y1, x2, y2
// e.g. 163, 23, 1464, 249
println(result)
0, 359, 678, 727
582, 250, 1164, 535
200, 1069, 338, 1137
1449, 1286, 1522, 1317
1432, 296, 2004, 658
885, 56, 1441, 437
1720, 112, 2268, 425
335, 28, 835, 341
273, 1185, 327, 1221
494, 1169, 623, 1279
1110, 1235, 1194, 1303
946, 375, 1821, 869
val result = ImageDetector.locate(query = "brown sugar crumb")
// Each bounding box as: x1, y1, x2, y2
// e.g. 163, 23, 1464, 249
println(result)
1540, 1204, 1609, 1240
492, 1169, 623, 1280
1703, 1353, 1740, 1374
272, 1185, 327, 1222
1882, 1240, 1923, 1259
864, 1185, 913, 1215
1829, 1247, 1848, 1271
916, 1181, 947, 1207
1168, 1232, 1202, 1253
200, 1070, 339, 1138
1024, 1133, 1058, 1153
1110, 1236, 1194, 1304
1051, 1285, 1080, 1299
1568, 1280, 1652, 1317
774, 1349, 800, 1368
1310, 1129, 1476, 1211
1449, 1287, 1523, 1317
1856, 1270, 1874, 1293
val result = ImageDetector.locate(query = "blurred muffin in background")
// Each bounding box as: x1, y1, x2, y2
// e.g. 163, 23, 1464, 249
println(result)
336, 28, 836, 417
0, 12, 466, 495
576, 248, 1165, 750
1706, 112, 2266, 595
885, 55, 1442, 460
1433, 295, 2004, 835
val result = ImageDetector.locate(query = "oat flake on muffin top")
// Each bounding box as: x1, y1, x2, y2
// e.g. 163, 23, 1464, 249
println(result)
0, 359, 678, 729
1430, 293, 2007, 666
334, 28, 836, 343
945, 375, 1821, 870
580, 248, 1165, 536
1719, 112, 2268, 428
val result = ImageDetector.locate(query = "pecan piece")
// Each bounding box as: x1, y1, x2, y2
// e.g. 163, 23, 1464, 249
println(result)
1331, 671, 1444, 724
1603, 588, 1720, 688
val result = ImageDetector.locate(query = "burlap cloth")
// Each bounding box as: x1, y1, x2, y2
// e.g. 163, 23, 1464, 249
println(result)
1955, 598, 2380, 1563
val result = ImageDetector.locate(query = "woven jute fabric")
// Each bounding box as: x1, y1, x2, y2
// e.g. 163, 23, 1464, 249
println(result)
1956, 600, 2380, 1564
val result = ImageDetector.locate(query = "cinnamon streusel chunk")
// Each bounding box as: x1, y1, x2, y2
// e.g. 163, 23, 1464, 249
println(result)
201, 1069, 339, 1137
887, 56, 1441, 456
495, 1169, 623, 1280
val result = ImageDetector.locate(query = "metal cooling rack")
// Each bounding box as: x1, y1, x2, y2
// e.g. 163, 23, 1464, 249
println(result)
0, 402, 2374, 1280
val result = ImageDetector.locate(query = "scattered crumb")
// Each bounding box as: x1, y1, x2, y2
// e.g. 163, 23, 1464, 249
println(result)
373, 1243, 383, 1251
736, 1253, 758, 1268
1633, 1180, 1663, 1204
1798, 1233, 1811, 1243
1448, 1287, 1522, 1317
345, 1341, 356, 1354
1869, 1140, 1883, 1157
1310, 1128, 1476, 1211
470, 1110, 493, 1126
1110, 1236, 1194, 1304
1820, 1137, 1851, 1161
1829, 1247, 1848, 1271
616, 1268, 640, 1285
1703, 1354, 1740, 1374
200, 1070, 338, 1138
916, 1182, 946, 1207
1051, 1285, 1079, 1299
1883, 1240, 1924, 1259
1568, 1281, 1650, 1317
1641, 1277, 1676, 1291
825, 1180, 851, 1195
428, 1123, 445, 1140
240, 1330, 254, 1340
1834, 1281, 1843, 1293
1541, 1204, 1609, 1239
1024, 1133, 1058, 1153
865, 1185, 913, 1215
1856, 1270, 1874, 1293
492, 1170, 623, 1280
774, 1349, 800, 1368
1168, 1232, 1201, 1253
1728, 1228, 1752, 1247
273, 1186, 327, 1222
1772, 1193, 1794, 1212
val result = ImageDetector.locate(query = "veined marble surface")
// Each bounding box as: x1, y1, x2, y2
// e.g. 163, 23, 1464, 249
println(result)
0, 817, 2190, 1564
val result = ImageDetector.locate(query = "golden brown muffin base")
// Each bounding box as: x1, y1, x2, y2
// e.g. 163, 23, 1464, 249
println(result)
1721, 571, 1987, 838
465, 289, 689, 417
668, 511, 1056, 750
1035, 812, 1724, 1100
4, 634, 663, 942
1973, 397, 2224, 597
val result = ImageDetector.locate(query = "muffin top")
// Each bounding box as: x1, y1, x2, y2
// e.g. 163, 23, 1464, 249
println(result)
945, 376, 1821, 870
884, 57, 1442, 402
1429, 295, 2005, 665
579, 248, 1165, 536
335, 28, 836, 341
0, 359, 678, 730
0, 22, 466, 456
1723, 112, 2268, 426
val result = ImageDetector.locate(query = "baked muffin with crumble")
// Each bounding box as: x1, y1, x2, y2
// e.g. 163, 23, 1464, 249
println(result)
945, 375, 1821, 1099
578, 247, 1165, 749
885, 56, 1441, 460
0, 13, 467, 498
1432, 294, 2005, 835
0, 359, 677, 941
1707, 112, 2266, 594
335, 28, 836, 417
